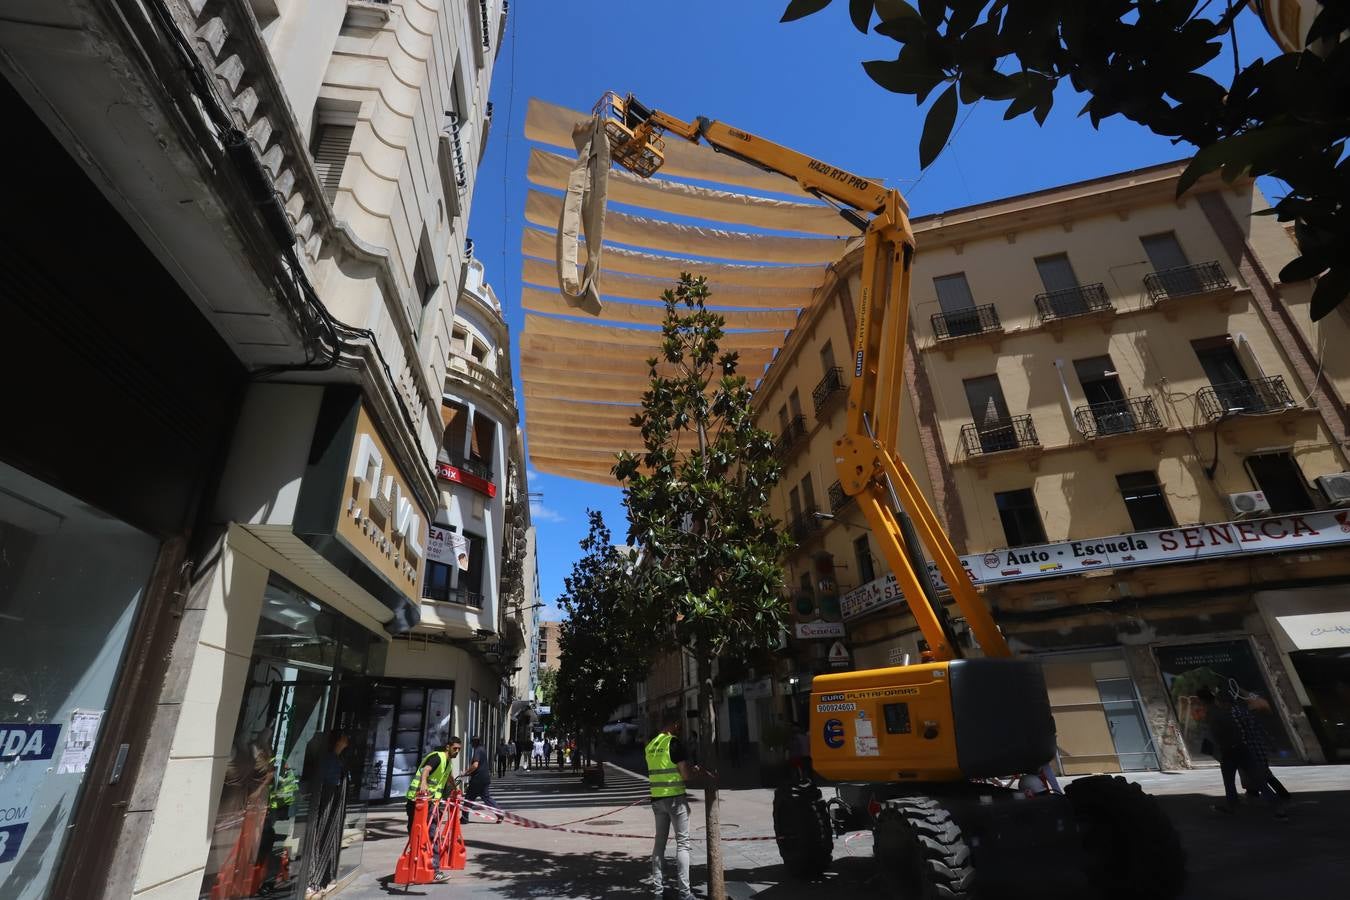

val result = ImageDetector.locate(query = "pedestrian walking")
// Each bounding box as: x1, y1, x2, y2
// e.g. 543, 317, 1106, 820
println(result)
645, 713, 714, 900
571, 737, 581, 771
556, 740, 564, 770
405, 735, 461, 884
531, 736, 545, 769
543, 737, 553, 769
497, 739, 510, 779
515, 738, 526, 770
1228, 689, 1289, 818
462, 736, 503, 824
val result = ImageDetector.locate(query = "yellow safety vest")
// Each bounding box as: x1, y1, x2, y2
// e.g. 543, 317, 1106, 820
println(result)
644, 733, 685, 799
406, 751, 452, 800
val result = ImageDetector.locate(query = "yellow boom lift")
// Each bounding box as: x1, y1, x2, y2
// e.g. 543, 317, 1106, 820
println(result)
597, 92, 1186, 899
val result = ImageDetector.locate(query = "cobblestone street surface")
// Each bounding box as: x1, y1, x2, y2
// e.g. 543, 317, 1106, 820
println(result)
341, 763, 1350, 900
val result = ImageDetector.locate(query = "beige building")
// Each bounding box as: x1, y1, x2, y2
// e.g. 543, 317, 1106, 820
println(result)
537, 618, 563, 673
0, 1, 519, 897
754, 161, 1350, 775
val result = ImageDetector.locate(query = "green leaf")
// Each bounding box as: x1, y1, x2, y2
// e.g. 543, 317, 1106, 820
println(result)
1176, 126, 1309, 197
1280, 253, 1327, 284
781, 0, 833, 22
1310, 264, 1350, 321
917, 0, 944, 26
848, 0, 873, 32
875, 0, 921, 23
863, 53, 943, 96
919, 83, 958, 168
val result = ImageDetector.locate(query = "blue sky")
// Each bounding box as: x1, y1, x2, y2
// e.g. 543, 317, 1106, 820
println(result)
468, 1, 1282, 614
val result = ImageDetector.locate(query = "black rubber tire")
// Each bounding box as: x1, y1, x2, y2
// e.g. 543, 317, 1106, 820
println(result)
873, 797, 974, 900
772, 781, 833, 879
1066, 774, 1187, 900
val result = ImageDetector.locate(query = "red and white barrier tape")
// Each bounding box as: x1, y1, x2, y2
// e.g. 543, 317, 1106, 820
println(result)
459, 798, 779, 841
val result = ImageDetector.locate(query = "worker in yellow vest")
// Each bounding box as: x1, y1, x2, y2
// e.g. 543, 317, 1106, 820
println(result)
645, 712, 714, 900
406, 735, 462, 883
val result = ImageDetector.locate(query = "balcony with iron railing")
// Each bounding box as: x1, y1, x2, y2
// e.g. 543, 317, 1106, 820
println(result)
1073, 396, 1163, 439
1034, 283, 1113, 324
959, 414, 1039, 457
828, 480, 855, 514
931, 303, 1001, 341
448, 352, 515, 410
438, 451, 494, 483
789, 507, 823, 544
813, 367, 847, 417
1144, 261, 1231, 304
774, 414, 809, 460
1196, 376, 1296, 421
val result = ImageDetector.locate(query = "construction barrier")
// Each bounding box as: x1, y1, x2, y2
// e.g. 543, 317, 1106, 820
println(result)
393, 798, 435, 887
459, 797, 779, 842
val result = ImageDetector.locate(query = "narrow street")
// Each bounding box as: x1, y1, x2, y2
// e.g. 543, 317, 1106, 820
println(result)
341, 763, 1350, 900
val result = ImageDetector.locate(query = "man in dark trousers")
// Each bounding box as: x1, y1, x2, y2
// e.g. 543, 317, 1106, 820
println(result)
462, 736, 502, 824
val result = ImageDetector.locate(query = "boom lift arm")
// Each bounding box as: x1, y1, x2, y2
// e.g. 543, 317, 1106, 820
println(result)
597, 93, 1009, 662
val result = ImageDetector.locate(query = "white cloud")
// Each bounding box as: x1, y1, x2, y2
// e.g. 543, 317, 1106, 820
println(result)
530, 499, 565, 523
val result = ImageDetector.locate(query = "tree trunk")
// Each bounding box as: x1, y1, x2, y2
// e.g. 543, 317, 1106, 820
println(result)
697, 653, 724, 900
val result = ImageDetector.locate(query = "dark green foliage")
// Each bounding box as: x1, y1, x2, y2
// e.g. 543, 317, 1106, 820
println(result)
613, 274, 791, 663
553, 511, 653, 736
781, 1, 1350, 318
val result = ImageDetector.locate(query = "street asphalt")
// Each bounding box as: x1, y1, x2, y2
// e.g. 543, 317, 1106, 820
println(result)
338, 761, 1350, 900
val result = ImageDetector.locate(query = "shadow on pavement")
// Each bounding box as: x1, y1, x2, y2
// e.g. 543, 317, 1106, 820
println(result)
456, 837, 652, 899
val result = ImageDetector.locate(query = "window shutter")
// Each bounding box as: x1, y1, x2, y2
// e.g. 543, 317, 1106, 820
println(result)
313, 124, 355, 202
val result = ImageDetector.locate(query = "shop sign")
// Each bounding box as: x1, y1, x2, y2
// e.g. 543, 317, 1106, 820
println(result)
843, 511, 1350, 620
827, 641, 851, 668
426, 525, 470, 570
435, 460, 497, 498
744, 677, 773, 700
795, 620, 846, 639
340, 407, 428, 600
0, 722, 62, 867
1272, 611, 1350, 650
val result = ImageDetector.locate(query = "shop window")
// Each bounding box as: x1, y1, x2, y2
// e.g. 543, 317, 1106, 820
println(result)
424, 556, 453, 602
1116, 471, 1175, 530
201, 577, 381, 898
854, 534, 876, 584
0, 461, 161, 897
995, 488, 1047, 547
1246, 452, 1315, 513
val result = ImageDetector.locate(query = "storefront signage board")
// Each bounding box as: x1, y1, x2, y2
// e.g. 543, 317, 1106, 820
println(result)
842, 510, 1350, 621
795, 620, 846, 639
426, 525, 470, 570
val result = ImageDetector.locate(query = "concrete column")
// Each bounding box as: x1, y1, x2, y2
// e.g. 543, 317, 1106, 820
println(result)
1123, 644, 1190, 771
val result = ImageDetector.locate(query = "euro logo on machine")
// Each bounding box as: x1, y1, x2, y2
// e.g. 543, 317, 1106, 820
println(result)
822, 718, 845, 750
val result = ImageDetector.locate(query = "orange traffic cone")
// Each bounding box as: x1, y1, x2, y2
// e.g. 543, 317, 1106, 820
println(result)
394, 798, 435, 885
442, 792, 467, 871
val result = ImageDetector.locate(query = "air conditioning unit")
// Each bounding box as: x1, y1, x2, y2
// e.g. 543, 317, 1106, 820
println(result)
1315, 472, 1350, 507
1226, 491, 1271, 519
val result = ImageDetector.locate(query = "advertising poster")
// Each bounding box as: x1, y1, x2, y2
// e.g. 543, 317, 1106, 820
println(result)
426, 525, 470, 571
1154, 640, 1295, 763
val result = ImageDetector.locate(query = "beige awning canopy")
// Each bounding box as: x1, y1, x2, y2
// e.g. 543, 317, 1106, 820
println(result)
520, 98, 861, 484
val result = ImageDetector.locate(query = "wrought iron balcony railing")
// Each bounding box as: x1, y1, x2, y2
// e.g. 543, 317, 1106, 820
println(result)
812, 367, 846, 416
1144, 261, 1230, 303
774, 415, 809, 460
1034, 283, 1112, 323
960, 414, 1039, 456
451, 587, 485, 609
931, 303, 1001, 341
828, 480, 855, 513
446, 453, 494, 482
1073, 396, 1163, 439
789, 507, 823, 543
1196, 376, 1295, 421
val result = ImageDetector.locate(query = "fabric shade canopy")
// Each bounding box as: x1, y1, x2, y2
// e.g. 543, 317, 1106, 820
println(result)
520, 98, 859, 483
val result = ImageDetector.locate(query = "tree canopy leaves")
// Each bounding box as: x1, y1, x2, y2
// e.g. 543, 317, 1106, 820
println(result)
781, 0, 1350, 318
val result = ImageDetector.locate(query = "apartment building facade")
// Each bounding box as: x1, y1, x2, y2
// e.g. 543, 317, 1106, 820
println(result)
0, 1, 514, 898
752, 162, 1350, 778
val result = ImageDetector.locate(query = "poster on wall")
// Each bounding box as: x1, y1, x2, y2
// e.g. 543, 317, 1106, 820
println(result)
1154, 640, 1296, 764
426, 525, 470, 571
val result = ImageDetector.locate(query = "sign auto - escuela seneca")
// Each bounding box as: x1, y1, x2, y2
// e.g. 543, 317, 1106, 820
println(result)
841, 510, 1350, 621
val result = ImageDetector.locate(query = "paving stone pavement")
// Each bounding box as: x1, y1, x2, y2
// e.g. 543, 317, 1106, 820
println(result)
338, 763, 1350, 900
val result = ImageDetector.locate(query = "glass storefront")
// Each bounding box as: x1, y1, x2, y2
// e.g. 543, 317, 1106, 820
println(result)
0, 461, 161, 900
199, 577, 384, 900
360, 683, 454, 802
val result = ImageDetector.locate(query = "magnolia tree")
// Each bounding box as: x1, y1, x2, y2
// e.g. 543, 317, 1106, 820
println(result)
614, 274, 791, 897
554, 511, 654, 759
781, 0, 1350, 318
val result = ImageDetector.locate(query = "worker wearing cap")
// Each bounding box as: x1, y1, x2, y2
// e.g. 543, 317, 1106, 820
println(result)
406, 735, 462, 883
645, 713, 713, 900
